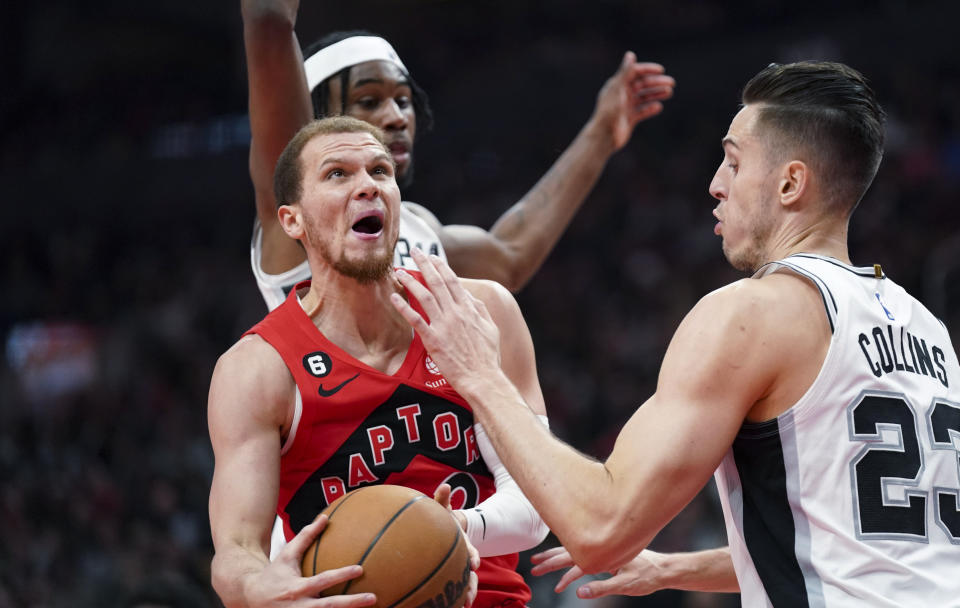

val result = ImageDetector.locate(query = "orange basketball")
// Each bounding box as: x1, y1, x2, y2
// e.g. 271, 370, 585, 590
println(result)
301, 485, 471, 608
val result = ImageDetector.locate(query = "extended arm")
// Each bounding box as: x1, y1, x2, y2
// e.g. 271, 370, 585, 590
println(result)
442, 278, 550, 555
415, 52, 674, 291
208, 336, 373, 607
531, 545, 739, 598
392, 252, 788, 574
241, 0, 312, 274
457, 418, 550, 557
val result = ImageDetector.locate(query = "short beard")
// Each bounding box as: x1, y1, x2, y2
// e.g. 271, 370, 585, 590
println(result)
723, 203, 776, 273
331, 250, 394, 283
306, 224, 395, 284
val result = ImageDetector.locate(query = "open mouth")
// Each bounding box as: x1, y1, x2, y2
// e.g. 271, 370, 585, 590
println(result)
352, 214, 384, 235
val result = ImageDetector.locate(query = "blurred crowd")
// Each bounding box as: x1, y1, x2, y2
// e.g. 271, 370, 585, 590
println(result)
2, 2, 958, 606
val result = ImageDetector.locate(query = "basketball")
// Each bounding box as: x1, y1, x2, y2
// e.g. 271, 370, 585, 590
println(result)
301, 484, 471, 608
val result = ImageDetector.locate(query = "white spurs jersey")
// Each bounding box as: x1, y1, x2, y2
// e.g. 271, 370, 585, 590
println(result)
250, 202, 446, 310
714, 254, 960, 607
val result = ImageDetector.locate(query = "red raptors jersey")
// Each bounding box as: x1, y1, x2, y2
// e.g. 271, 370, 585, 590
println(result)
244, 277, 530, 608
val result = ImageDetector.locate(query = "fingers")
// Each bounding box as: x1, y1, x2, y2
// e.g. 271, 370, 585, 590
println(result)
554, 565, 586, 593
632, 101, 665, 122
430, 250, 473, 306
433, 483, 452, 509
281, 514, 328, 563
391, 272, 434, 337
530, 545, 568, 565
618, 51, 665, 76
529, 547, 575, 576
409, 247, 459, 307
631, 78, 675, 99
302, 564, 370, 598
311, 593, 378, 608
575, 573, 631, 599
464, 570, 479, 608
467, 538, 480, 571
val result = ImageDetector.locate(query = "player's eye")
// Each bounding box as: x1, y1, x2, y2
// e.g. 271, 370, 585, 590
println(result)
326, 168, 345, 179
356, 97, 379, 111
395, 96, 411, 109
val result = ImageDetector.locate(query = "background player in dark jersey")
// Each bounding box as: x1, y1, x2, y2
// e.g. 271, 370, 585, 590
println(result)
208, 116, 548, 607
241, 0, 675, 303
393, 62, 960, 605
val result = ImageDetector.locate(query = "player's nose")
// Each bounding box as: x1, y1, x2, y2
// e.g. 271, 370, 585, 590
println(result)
708, 166, 727, 201
380, 99, 408, 131
355, 171, 381, 200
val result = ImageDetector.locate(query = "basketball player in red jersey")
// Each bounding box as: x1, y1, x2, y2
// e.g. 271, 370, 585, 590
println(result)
207, 116, 548, 607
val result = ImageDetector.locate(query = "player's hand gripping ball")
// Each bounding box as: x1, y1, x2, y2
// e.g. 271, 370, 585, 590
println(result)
302, 484, 472, 608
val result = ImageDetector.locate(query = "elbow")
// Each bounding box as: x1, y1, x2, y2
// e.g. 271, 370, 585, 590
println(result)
500, 262, 533, 294
563, 535, 619, 575
560, 518, 647, 575
511, 516, 550, 554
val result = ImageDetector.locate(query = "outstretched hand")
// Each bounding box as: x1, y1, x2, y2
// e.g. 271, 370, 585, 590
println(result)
246, 514, 376, 607
592, 51, 675, 151
391, 248, 502, 396
530, 545, 671, 599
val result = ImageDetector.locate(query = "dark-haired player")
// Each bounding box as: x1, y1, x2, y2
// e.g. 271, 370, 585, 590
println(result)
394, 61, 960, 606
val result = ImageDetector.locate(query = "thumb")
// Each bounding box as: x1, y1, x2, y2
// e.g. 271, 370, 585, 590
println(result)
434, 483, 453, 510
283, 513, 328, 562
620, 50, 637, 74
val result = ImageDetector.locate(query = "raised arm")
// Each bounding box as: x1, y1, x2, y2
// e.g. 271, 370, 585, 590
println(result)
419, 52, 674, 291
208, 336, 373, 607
241, 0, 313, 274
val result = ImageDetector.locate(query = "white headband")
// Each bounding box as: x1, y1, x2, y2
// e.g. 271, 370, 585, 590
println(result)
304, 36, 408, 91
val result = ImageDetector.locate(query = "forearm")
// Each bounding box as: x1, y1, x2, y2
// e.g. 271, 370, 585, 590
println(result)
657, 547, 739, 593
459, 420, 550, 556
241, 0, 312, 222
489, 118, 616, 290
457, 371, 646, 572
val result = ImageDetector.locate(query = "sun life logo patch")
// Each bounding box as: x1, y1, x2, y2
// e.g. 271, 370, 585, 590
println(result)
425, 356, 442, 375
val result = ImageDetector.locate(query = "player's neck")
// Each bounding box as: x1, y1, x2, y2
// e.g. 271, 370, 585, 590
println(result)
300, 271, 413, 373
764, 216, 851, 267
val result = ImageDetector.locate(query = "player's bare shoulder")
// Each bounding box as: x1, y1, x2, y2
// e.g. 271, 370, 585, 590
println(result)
208, 334, 296, 432
679, 272, 830, 375
700, 271, 827, 333
460, 277, 519, 323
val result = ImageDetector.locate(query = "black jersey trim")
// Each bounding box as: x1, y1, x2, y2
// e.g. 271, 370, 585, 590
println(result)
776, 261, 837, 334
791, 253, 884, 279
733, 420, 811, 607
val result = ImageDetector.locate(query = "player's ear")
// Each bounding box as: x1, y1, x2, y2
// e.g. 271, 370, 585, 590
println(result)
778, 159, 808, 208
278, 204, 305, 239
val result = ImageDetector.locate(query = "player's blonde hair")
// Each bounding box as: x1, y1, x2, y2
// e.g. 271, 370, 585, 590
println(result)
273, 116, 392, 207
